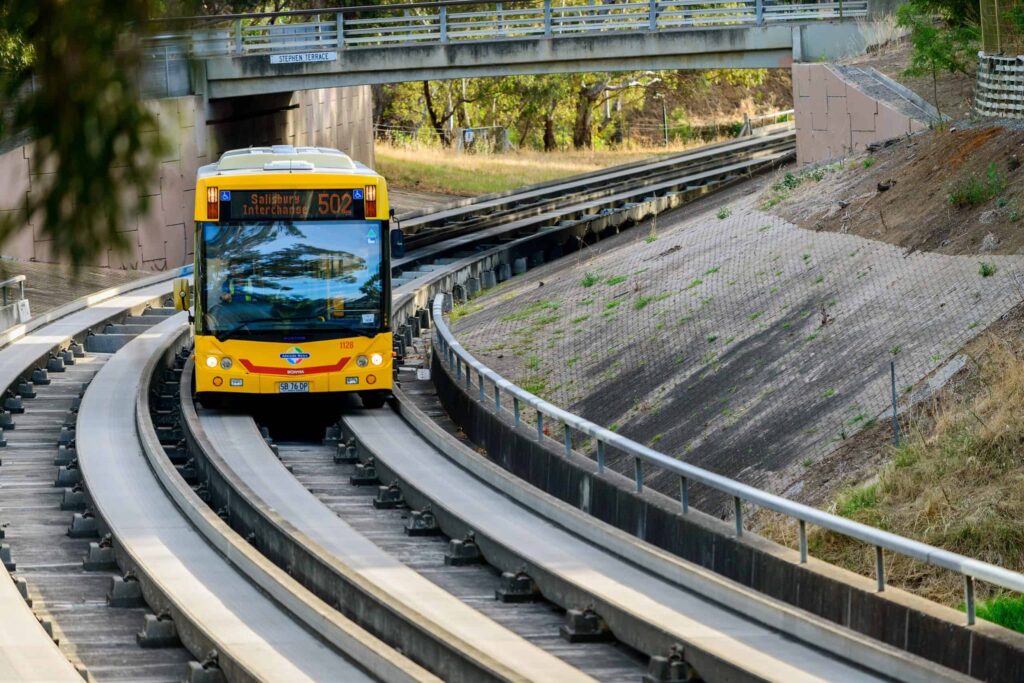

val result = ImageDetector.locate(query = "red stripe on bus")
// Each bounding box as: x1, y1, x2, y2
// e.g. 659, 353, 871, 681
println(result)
238, 357, 350, 376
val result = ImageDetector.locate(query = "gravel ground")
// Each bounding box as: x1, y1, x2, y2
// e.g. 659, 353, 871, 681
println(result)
452, 178, 1024, 514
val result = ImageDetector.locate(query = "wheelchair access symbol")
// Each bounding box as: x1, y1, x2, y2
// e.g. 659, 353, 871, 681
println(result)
220, 190, 231, 201
353, 189, 363, 200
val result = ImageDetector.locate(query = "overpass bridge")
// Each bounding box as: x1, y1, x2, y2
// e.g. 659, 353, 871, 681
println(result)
149, 0, 877, 98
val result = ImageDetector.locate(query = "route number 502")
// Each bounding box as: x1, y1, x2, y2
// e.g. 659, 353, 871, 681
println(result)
318, 192, 353, 216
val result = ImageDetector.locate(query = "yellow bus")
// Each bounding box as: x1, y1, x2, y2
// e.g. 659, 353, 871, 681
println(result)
174, 145, 402, 408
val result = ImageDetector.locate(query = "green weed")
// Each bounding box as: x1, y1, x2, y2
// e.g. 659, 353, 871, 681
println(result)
948, 162, 1007, 207
581, 272, 599, 287
634, 295, 653, 310
979, 262, 998, 278
836, 483, 878, 517
716, 207, 731, 220
606, 275, 627, 286
862, 157, 876, 169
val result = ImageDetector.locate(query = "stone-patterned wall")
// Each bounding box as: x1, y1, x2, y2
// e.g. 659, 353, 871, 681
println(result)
0, 85, 373, 271
975, 52, 1024, 119
793, 63, 929, 165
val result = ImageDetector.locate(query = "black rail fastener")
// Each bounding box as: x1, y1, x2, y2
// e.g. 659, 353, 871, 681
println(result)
559, 608, 613, 643
16, 380, 36, 399
4, 393, 24, 414
60, 484, 86, 511
30, 367, 50, 385
60, 348, 76, 366
108, 573, 145, 608
372, 481, 405, 510
350, 457, 379, 486
444, 531, 482, 566
0, 542, 14, 571
67, 510, 99, 539
83, 535, 117, 571
334, 438, 358, 464
642, 644, 697, 683
46, 355, 66, 373
137, 612, 181, 649
186, 651, 226, 683
495, 569, 539, 603
405, 507, 440, 537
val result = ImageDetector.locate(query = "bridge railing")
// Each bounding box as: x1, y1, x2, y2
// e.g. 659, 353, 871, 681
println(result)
431, 292, 1024, 626
157, 0, 868, 57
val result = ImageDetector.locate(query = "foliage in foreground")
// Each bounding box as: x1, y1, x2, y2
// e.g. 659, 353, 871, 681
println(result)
0, 1, 166, 269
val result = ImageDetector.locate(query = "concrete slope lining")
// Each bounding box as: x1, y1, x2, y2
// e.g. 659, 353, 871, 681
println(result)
341, 406, 945, 683
76, 313, 378, 682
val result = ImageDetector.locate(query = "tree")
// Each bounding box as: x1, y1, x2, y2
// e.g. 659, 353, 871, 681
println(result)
571, 74, 660, 149
0, 1, 166, 269
897, 2, 977, 120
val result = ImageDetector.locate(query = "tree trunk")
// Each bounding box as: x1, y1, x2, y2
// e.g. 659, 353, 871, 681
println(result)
422, 81, 451, 146
931, 66, 942, 121
543, 115, 557, 152
572, 94, 594, 149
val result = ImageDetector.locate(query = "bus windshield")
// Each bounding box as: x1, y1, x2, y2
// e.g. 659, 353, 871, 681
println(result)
201, 220, 383, 338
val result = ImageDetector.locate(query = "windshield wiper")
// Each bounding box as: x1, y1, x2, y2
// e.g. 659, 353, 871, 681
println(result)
212, 316, 327, 342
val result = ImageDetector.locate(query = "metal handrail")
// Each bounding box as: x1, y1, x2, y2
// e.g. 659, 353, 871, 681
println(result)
432, 293, 1024, 626
145, 0, 867, 57
0, 275, 25, 308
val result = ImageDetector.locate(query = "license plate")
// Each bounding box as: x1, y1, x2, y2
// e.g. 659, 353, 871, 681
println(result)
278, 381, 309, 393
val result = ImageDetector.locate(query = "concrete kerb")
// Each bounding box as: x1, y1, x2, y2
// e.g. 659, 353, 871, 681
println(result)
141, 350, 438, 683
428, 344, 1024, 680
176, 363, 525, 683
378, 387, 969, 683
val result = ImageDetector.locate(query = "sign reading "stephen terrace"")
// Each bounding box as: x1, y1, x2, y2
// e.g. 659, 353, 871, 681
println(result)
269, 52, 338, 65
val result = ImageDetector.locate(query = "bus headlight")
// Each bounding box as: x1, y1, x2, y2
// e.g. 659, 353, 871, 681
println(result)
356, 355, 369, 368
206, 355, 218, 368
370, 353, 383, 366
220, 357, 233, 370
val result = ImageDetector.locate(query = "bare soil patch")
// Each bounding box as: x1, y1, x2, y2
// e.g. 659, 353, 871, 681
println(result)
768, 125, 1024, 256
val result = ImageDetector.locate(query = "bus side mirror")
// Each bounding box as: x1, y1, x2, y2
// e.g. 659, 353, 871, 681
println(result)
173, 278, 191, 312
390, 228, 405, 259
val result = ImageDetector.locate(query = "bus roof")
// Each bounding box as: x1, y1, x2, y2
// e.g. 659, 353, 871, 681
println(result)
197, 145, 378, 179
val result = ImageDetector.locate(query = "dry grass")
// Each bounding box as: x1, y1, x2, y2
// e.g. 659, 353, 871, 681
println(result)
375, 140, 724, 196
761, 328, 1024, 613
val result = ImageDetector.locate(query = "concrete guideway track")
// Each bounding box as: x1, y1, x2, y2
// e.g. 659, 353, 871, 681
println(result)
0, 272, 188, 681
340, 402, 971, 683
76, 314, 408, 682
183, 382, 597, 682
0, 563, 80, 681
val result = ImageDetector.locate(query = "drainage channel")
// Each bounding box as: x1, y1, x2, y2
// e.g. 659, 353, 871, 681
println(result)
0, 306, 192, 681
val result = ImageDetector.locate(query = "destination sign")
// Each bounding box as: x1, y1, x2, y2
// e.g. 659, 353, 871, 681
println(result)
223, 190, 364, 221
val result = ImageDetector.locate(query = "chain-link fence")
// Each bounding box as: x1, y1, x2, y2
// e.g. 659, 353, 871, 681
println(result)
449, 186, 1024, 516
980, 0, 1024, 55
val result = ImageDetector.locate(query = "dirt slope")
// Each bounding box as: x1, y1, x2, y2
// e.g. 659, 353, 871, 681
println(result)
769, 125, 1024, 256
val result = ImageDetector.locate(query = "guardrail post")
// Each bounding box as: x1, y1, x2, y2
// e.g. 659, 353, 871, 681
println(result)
634, 457, 643, 492
464, 361, 472, 388
755, 0, 764, 25
440, 5, 448, 43
596, 441, 605, 473
494, 385, 501, 412
648, 0, 658, 30
798, 520, 808, 563
234, 19, 243, 56
875, 546, 886, 592
337, 12, 345, 49
478, 371, 485, 401
965, 576, 976, 625
544, 0, 553, 36
537, 412, 544, 440
513, 396, 521, 426
680, 475, 688, 513
734, 497, 743, 536
564, 425, 572, 456
455, 355, 462, 381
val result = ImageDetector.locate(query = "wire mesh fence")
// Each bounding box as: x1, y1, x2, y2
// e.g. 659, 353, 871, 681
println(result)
449, 184, 1024, 516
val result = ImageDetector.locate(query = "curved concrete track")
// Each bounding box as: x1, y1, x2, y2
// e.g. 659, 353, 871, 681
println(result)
339, 403, 969, 683
188, 392, 595, 683
76, 314, 382, 682
0, 567, 80, 681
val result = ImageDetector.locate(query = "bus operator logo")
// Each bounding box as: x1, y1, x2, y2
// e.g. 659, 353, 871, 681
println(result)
280, 346, 311, 366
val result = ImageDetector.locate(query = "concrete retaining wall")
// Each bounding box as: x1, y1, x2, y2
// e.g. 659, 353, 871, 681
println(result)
793, 63, 931, 165
0, 85, 373, 270
430, 346, 1024, 680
